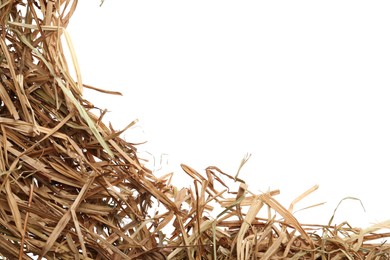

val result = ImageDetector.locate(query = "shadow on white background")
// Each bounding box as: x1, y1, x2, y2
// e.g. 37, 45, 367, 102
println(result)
65, 1, 390, 230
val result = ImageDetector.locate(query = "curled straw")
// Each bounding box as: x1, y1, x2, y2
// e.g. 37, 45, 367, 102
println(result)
0, 1, 389, 259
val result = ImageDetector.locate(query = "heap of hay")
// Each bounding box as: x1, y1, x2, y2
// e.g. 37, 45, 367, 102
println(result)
0, 1, 389, 259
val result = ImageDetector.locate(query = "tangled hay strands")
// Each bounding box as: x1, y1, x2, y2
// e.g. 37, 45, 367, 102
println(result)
0, 1, 390, 259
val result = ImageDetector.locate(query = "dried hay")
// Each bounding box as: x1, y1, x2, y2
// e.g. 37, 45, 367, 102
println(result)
0, 1, 389, 259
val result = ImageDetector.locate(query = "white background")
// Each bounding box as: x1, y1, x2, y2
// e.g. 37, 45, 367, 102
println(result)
66, 1, 390, 229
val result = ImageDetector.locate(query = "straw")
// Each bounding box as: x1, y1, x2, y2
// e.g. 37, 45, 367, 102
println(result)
1, 1, 390, 259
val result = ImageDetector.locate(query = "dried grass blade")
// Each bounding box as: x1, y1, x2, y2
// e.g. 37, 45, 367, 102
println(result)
8, 21, 64, 31
15, 74, 37, 130
5, 180, 23, 235
54, 76, 114, 157
89, 119, 139, 143
0, 38, 18, 93
71, 209, 87, 258
39, 175, 95, 257
262, 231, 286, 260
83, 84, 123, 96
261, 192, 313, 248
345, 219, 390, 249
19, 182, 34, 260
65, 233, 80, 260
288, 184, 319, 213
234, 153, 251, 183
62, 29, 83, 93
38, 210, 71, 258
236, 195, 263, 260
293, 202, 327, 215
328, 197, 365, 226
0, 82, 19, 119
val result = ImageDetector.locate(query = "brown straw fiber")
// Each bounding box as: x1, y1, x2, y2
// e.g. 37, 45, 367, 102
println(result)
1, 1, 390, 259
